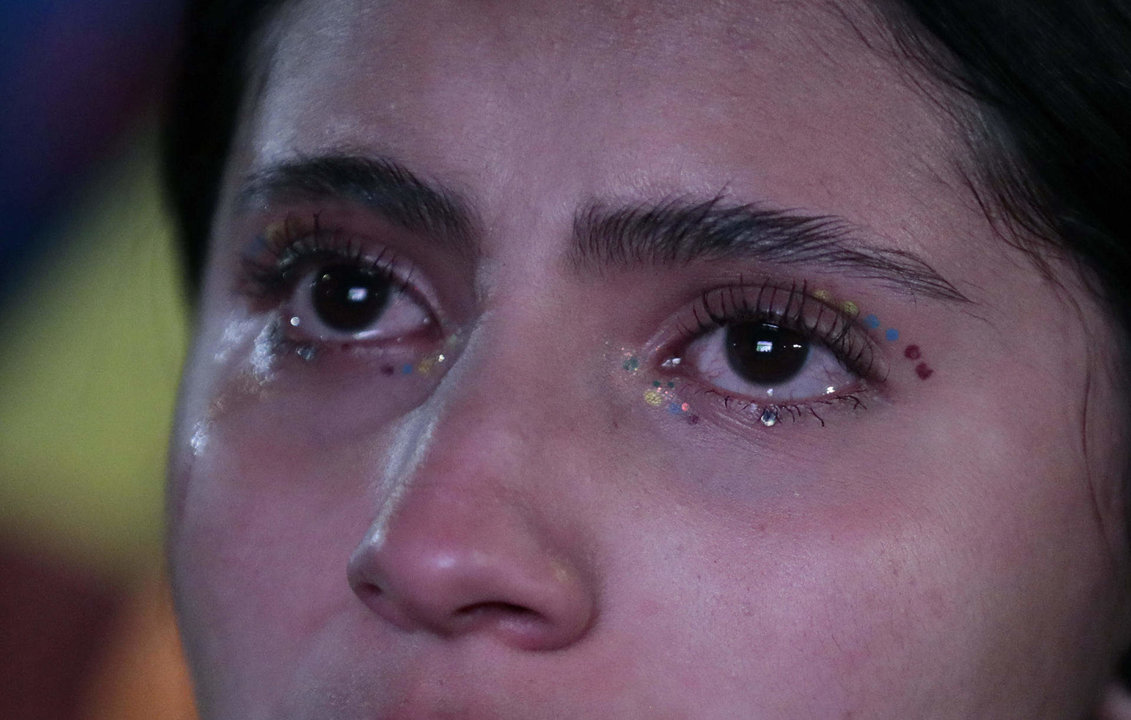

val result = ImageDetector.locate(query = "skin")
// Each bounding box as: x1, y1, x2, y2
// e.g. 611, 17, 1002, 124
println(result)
167, 1, 1131, 718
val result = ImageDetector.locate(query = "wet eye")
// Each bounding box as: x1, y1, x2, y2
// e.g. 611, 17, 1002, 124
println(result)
288, 263, 433, 343
685, 319, 856, 402
725, 322, 809, 384
311, 264, 391, 332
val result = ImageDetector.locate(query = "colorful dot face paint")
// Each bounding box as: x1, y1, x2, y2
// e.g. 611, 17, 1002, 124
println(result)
885, 328, 899, 342
864, 314, 881, 329
916, 362, 934, 380
904, 345, 921, 360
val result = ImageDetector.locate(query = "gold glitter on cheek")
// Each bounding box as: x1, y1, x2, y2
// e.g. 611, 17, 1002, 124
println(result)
643, 389, 664, 407
841, 300, 859, 317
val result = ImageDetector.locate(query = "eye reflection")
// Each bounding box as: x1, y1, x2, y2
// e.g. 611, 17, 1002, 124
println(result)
684, 320, 857, 403
311, 264, 391, 332
284, 263, 434, 345
725, 323, 810, 385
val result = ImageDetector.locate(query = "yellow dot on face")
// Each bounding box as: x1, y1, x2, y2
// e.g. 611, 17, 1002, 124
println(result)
813, 289, 832, 301
416, 357, 436, 375
841, 300, 859, 317
643, 389, 664, 407
263, 221, 287, 240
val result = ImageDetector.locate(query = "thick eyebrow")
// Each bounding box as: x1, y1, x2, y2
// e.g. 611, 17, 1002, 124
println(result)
571, 195, 969, 302
235, 153, 477, 251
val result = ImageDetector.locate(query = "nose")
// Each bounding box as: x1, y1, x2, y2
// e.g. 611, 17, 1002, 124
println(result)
347, 410, 598, 651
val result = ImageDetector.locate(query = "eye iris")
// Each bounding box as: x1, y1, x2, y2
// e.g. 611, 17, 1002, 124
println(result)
725, 322, 810, 385
310, 264, 391, 331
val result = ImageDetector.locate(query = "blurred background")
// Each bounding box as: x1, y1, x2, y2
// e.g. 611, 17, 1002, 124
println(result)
1, 1, 197, 717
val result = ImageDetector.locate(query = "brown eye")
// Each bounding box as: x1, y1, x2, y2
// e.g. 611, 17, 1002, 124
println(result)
725, 322, 810, 385
310, 264, 391, 332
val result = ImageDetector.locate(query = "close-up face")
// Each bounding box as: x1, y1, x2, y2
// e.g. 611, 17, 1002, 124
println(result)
167, 0, 1131, 717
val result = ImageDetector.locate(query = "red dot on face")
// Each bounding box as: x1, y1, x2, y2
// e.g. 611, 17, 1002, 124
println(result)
915, 362, 933, 380
904, 345, 921, 360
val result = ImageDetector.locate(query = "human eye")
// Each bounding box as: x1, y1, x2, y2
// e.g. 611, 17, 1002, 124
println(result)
237, 214, 441, 361
655, 282, 884, 427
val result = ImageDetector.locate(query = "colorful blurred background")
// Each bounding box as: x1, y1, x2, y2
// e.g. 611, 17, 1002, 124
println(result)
1, 1, 198, 717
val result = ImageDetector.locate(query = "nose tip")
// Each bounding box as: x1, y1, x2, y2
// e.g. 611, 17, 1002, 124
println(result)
347, 507, 596, 651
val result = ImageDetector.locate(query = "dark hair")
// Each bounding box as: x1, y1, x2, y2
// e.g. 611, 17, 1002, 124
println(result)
161, 0, 1131, 681
162, 0, 287, 291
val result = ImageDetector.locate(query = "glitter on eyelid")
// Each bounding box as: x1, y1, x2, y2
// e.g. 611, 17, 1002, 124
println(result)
759, 408, 779, 427
841, 301, 859, 317
644, 389, 665, 407
813, 289, 832, 301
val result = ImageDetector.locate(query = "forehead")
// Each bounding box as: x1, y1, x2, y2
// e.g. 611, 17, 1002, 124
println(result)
241, 0, 968, 241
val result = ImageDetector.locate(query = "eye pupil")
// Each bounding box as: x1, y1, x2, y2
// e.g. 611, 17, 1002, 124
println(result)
311, 264, 391, 331
725, 322, 810, 385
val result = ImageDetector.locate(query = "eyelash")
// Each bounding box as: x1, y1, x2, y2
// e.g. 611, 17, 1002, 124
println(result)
237, 215, 884, 428
239, 214, 406, 304
658, 281, 884, 427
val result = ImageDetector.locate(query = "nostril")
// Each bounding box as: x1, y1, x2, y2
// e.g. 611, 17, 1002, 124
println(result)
456, 601, 540, 619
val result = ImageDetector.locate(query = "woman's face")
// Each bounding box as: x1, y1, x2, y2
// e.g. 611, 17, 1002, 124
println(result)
168, 1, 1131, 717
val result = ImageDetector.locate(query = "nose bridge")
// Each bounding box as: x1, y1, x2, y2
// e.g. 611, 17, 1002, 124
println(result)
347, 317, 599, 650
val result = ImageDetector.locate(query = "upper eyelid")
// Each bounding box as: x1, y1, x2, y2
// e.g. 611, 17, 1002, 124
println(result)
677, 283, 885, 381
237, 215, 412, 301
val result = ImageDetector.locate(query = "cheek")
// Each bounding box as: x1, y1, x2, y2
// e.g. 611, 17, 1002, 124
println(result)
598, 397, 1118, 716
168, 397, 393, 716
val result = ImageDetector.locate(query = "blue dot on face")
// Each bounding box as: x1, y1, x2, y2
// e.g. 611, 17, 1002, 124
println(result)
885, 327, 900, 341
401, 364, 413, 374
865, 314, 881, 329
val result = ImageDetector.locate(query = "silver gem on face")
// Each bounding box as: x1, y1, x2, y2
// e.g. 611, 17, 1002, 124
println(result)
760, 408, 779, 427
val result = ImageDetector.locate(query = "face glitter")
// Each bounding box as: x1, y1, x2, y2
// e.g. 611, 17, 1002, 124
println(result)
759, 408, 779, 427
644, 389, 665, 407
841, 300, 859, 317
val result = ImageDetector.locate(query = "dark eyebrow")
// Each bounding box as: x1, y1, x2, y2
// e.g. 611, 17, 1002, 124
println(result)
571, 195, 969, 302
236, 153, 477, 251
